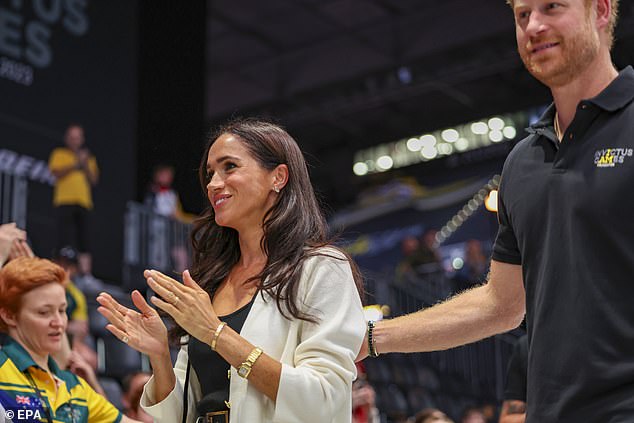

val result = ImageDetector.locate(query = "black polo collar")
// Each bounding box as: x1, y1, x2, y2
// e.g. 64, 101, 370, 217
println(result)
588, 65, 634, 112
530, 66, 634, 130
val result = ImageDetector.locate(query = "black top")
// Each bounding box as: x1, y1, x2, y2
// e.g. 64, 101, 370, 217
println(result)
189, 295, 256, 415
492, 66, 634, 423
503, 335, 527, 402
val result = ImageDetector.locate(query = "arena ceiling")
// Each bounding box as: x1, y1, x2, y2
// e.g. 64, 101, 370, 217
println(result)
204, 0, 634, 210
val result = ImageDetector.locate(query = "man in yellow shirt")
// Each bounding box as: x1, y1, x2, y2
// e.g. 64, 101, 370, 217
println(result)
48, 124, 99, 275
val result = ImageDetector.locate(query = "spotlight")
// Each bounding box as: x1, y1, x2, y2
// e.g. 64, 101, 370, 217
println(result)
407, 137, 423, 152
488, 117, 505, 131
420, 134, 437, 147
455, 138, 469, 151
485, 190, 498, 212
452, 257, 464, 270
353, 162, 369, 176
376, 155, 394, 171
489, 130, 504, 143
437, 143, 453, 155
421, 146, 438, 160
471, 122, 488, 135
503, 126, 517, 139
441, 129, 460, 143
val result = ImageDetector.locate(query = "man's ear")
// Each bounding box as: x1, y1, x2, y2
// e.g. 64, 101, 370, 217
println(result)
594, 0, 611, 32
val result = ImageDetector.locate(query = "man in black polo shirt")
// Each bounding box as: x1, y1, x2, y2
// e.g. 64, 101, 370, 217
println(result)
361, 0, 633, 421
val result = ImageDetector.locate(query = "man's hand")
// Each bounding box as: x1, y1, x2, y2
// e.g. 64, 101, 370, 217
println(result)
499, 400, 526, 423
77, 149, 90, 167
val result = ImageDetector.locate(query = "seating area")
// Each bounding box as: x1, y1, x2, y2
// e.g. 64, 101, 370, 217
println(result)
363, 271, 522, 422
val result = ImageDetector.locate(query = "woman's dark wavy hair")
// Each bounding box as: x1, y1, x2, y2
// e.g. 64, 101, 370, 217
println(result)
169, 118, 364, 343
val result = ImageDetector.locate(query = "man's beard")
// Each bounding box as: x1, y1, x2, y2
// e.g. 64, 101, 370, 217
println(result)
519, 18, 600, 87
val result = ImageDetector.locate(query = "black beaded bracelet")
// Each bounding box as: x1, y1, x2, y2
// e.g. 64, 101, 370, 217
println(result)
367, 320, 380, 358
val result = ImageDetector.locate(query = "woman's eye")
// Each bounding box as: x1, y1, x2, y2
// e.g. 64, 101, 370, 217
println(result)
225, 162, 236, 171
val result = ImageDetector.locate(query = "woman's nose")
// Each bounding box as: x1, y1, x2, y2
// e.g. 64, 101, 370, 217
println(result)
52, 311, 65, 326
207, 173, 223, 192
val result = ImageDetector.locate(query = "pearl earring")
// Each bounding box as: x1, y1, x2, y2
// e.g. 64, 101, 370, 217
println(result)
273, 185, 280, 193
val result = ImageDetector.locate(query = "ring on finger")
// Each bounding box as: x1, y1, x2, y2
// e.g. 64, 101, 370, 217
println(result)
122, 335, 129, 344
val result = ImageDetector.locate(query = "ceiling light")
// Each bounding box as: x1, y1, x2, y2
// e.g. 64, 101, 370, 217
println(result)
455, 138, 469, 151
441, 129, 459, 143
437, 143, 453, 155
488, 117, 505, 131
407, 137, 423, 152
489, 130, 504, 142
452, 257, 464, 270
376, 155, 394, 171
485, 189, 498, 212
503, 126, 517, 139
420, 134, 437, 147
471, 122, 488, 135
353, 162, 369, 176
421, 145, 438, 160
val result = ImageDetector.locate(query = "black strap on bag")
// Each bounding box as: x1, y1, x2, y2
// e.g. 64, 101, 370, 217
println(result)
182, 358, 191, 423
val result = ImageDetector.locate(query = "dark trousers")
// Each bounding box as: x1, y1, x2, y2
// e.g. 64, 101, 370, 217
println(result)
55, 205, 91, 253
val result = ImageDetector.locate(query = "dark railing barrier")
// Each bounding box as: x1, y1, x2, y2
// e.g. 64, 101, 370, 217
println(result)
0, 171, 27, 228
123, 202, 192, 291
364, 269, 522, 418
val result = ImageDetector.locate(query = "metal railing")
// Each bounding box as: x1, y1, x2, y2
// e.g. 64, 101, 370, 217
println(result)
123, 201, 192, 290
0, 171, 27, 227
366, 270, 521, 404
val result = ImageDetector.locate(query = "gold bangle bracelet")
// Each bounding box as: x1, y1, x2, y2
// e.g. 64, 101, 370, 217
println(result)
211, 322, 227, 351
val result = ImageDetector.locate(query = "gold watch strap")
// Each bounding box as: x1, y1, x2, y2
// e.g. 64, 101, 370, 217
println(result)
237, 347, 263, 378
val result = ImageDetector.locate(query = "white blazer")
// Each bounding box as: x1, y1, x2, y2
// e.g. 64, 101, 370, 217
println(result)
141, 248, 366, 423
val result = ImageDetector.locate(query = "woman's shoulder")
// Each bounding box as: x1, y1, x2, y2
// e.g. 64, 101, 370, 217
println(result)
302, 245, 349, 268
307, 245, 348, 259
298, 246, 358, 286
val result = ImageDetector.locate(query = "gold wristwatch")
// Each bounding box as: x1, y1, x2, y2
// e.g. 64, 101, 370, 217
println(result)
237, 347, 263, 379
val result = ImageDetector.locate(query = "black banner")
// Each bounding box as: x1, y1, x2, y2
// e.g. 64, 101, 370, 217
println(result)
0, 0, 138, 282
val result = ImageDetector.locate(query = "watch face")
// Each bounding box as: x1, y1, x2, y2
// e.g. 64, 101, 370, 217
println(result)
238, 366, 250, 378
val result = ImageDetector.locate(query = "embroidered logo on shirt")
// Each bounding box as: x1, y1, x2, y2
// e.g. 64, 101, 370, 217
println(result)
594, 148, 633, 167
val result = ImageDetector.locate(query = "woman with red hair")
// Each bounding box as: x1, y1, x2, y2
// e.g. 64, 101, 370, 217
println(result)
0, 257, 138, 423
